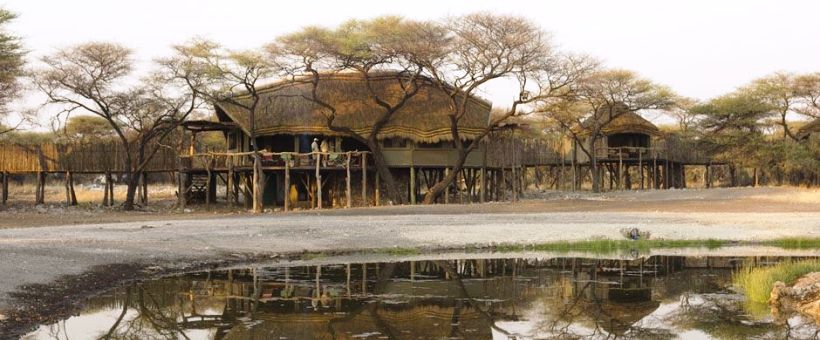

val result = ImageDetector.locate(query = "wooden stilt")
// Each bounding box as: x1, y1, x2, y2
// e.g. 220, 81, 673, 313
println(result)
177, 166, 186, 210
64, 171, 71, 206
374, 170, 380, 206
68, 171, 77, 205
315, 153, 322, 209
639, 149, 644, 190
205, 163, 212, 207
108, 172, 115, 206
618, 150, 623, 190
361, 153, 367, 206
2, 171, 9, 205
346, 152, 352, 208
653, 151, 658, 189
479, 167, 486, 203
227, 164, 235, 206
140, 172, 148, 205
444, 168, 450, 204
409, 166, 416, 204
705, 163, 711, 188
35, 171, 44, 205
253, 155, 263, 212
284, 159, 290, 212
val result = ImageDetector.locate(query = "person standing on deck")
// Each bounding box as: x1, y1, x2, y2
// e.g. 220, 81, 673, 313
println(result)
320, 139, 330, 166
311, 138, 320, 164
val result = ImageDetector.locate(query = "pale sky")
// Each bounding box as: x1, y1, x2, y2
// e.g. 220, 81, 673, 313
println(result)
4, 0, 820, 126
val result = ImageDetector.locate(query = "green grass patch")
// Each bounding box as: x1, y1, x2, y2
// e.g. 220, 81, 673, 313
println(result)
733, 259, 820, 303
375, 247, 422, 256
494, 238, 728, 254
762, 237, 820, 249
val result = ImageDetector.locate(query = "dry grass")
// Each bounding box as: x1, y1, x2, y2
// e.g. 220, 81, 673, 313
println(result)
7, 183, 177, 205
750, 187, 820, 204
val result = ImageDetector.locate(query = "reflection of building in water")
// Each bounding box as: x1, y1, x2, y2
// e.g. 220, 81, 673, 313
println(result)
74, 256, 814, 339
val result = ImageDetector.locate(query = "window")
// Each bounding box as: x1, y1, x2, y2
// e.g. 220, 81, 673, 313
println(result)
382, 137, 409, 148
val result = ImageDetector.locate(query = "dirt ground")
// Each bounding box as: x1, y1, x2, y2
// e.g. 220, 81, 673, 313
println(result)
1, 185, 818, 228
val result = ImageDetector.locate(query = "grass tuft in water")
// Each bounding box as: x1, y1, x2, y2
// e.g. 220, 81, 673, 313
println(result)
733, 259, 820, 304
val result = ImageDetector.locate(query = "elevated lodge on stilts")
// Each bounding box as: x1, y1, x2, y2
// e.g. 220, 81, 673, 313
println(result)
178, 72, 522, 210
0, 74, 722, 208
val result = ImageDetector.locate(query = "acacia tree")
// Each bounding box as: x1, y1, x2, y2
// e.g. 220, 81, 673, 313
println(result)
414, 13, 595, 203
164, 40, 279, 212
747, 72, 802, 140
61, 115, 116, 142
0, 8, 25, 135
747, 72, 820, 141
269, 17, 436, 204
794, 72, 820, 119
36, 42, 202, 210
545, 69, 675, 192
691, 90, 773, 185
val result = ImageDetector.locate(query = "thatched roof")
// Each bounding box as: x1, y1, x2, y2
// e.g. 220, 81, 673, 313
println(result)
575, 103, 661, 137
796, 118, 820, 140
215, 72, 492, 143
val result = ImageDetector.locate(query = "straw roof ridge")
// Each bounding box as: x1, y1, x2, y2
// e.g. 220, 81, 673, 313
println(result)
227, 70, 493, 108
575, 103, 660, 137
215, 70, 494, 143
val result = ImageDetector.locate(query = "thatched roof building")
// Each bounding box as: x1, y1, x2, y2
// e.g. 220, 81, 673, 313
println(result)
575, 103, 661, 137
215, 72, 492, 143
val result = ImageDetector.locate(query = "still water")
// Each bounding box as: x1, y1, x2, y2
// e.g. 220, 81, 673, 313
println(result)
23, 255, 820, 339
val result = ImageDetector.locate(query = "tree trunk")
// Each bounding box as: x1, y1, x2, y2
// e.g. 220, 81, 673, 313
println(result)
422, 150, 469, 204
366, 140, 403, 204
122, 170, 140, 210
590, 157, 601, 193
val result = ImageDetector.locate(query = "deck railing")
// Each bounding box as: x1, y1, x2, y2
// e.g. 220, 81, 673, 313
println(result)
179, 151, 372, 170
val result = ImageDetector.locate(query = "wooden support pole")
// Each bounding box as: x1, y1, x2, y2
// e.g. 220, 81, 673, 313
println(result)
479, 167, 486, 203
64, 171, 71, 206
108, 172, 115, 206
346, 152, 352, 209
618, 150, 623, 190
253, 155, 263, 212
653, 151, 658, 189
284, 158, 290, 212
177, 167, 186, 210
315, 152, 322, 209
444, 167, 450, 204
1, 171, 8, 205
140, 172, 148, 205
35, 171, 45, 205
409, 166, 416, 204
227, 164, 235, 206
205, 164, 212, 207
705, 164, 711, 189
664, 159, 670, 189
361, 153, 367, 206
374, 170, 380, 206
103, 170, 112, 206
639, 149, 644, 190
68, 171, 76, 205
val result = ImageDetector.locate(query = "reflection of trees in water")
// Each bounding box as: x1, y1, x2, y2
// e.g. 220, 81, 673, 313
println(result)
42, 256, 820, 339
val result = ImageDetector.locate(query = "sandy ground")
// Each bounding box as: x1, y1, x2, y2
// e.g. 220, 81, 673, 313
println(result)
0, 186, 819, 336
